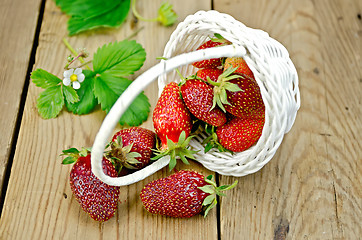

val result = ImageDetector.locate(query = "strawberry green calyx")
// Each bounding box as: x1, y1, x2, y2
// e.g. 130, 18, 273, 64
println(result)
203, 125, 233, 154
157, 2, 178, 26
210, 33, 229, 44
61, 147, 90, 164
208, 66, 243, 112
198, 175, 238, 217
152, 131, 198, 171
131, 0, 177, 27
107, 136, 141, 171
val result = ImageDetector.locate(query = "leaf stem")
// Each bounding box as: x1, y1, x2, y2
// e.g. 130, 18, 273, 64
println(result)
125, 26, 145, 40
131, 0, 158, 22
62, 38, 91, 70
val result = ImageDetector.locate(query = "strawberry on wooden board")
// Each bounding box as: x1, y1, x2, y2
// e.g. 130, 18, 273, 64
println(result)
192, 34, 230, 69
224, 57, 255, 79
108, 127, 156, 170
180, 78, 227, 127
216, 116, 265, 152
152, 82, 196, 170
140, 170, 238, 218
61, 148, 120, 222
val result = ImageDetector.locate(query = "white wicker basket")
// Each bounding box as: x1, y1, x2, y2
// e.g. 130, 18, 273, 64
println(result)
91, 10, 300, 186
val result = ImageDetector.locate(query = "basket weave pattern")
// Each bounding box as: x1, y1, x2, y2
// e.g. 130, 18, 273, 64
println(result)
159, 11, 300, 176
91, 10, 300, 186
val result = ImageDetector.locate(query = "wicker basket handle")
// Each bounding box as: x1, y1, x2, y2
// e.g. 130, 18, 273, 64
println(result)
91, 44, 246, 186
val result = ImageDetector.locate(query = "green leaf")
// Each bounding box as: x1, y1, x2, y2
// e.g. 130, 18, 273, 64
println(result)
66, 0, 130, 35
31, 69, 62, 89
224, 82, 242, 92
55, 0, 120, 19
168, 156, 177, 171
62, 85, 79, 104
203, 198, 217, 218
37, 85, 64, 119
202, 194, 216, 206
62, 156, 77, 165
93, 40, 146, 77
65, 70, 97, 115
61, 147, 79, 155
93, 73, 150, 126
198, 185, 215, 194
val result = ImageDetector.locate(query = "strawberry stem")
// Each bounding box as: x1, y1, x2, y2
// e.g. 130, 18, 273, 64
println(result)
210, 66, 244, 112
198, 175, 238, 217
152, 131, 198, 171
62, 38, 91, 70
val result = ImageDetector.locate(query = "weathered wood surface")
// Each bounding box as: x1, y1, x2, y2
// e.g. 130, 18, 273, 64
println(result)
0, 0, 361, 239
0, 0, 43, 200
215, 0, 362, 239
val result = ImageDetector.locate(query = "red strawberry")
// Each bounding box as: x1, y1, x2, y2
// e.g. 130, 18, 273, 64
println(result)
152, 82, 196, 170
109, 127, 156, 170
216, 116, 265, 152
223, 73, 265, 118
153, 82, 192, 148
196, 68, 223, 82
62, 148, 120, 222
192, 34, 230, 69
180, 78, 226, 126
140, 170, 237, 218
224, 57, 255, 79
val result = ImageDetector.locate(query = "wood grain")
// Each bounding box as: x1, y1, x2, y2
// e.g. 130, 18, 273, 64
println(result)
215, 0, 361, 239
0, 0, 361, 239
0, 0, 43, 199
0, 0, 215, 239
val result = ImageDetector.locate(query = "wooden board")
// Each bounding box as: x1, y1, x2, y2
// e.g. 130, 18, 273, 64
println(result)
0, 0, 43, 199
0, 0, 361, 239
215, 0, 362, 239
0, 0, 215, 239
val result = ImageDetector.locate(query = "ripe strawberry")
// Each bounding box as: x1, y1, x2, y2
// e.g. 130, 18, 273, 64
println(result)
109, 127, 156, 170
196, 68, 223, 82
61, 148, 120, 222
216, 116, 265, 152
180, 78, 226, 126
140, 170, 237, 218
152, 82, 196, 170
224, 57, 255, 79
223, 73, 265, 118
153, 82, 192, 148
192, 34, 230, 69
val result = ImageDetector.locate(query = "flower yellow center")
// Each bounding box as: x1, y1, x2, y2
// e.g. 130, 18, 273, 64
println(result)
70, 74, 78, 82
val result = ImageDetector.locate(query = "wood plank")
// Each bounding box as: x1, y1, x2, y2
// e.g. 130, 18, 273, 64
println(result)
0, 0, 216, 239
215, 0, 361, 239
0, 0, 43, 199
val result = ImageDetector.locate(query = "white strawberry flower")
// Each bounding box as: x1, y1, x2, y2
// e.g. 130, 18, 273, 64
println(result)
63, 68, 85, 89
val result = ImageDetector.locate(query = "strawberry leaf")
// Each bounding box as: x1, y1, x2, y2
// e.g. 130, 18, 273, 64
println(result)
93, 40, 146, 77
31, 69, 62, 89
93, 73, 150, 126
62, 85, 79, 104
90, 40, 149, 126
65, 70, 97, 115
36, 85, 64, 119
55, 0, 130, 36
55, 0, 120, 19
